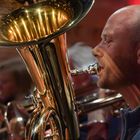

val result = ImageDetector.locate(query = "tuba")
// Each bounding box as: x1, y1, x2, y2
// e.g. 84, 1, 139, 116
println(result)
0, 0, 95, 139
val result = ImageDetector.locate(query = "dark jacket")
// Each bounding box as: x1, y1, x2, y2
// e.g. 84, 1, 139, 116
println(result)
120, 106, 140, 140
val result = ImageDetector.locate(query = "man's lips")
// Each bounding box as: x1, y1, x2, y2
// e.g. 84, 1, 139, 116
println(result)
97, 62, 104, 74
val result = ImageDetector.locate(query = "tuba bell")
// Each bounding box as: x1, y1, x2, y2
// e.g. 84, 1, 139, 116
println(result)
0, 0, 95, 139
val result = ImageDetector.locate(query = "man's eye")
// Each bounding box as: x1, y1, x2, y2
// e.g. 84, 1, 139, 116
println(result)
103, 39, 108, 44
102, 39, 112, 48
104, 39, 112, 44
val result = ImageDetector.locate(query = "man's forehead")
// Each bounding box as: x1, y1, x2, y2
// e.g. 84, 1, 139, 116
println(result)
105, 6, 140, 32
101, 21, 114, 38
101, 12, 133, 38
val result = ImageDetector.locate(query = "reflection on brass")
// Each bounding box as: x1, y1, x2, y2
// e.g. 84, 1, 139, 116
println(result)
5, 6, 71, 42
0, 0, 95, 47
0, 0, 95, 140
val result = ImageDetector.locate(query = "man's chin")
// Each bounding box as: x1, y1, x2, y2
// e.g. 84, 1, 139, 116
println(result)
97, 80, 107, 89
97, 80, 112, 89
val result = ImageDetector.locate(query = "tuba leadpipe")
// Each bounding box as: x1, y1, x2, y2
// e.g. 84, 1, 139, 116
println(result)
0, 0, 95, 139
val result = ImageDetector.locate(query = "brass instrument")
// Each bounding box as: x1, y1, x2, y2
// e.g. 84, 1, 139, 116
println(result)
77, 93, 124, 116
0, 0, 95, 139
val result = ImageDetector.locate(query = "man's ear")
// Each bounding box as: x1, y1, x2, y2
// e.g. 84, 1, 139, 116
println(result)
137, 47, 140, 64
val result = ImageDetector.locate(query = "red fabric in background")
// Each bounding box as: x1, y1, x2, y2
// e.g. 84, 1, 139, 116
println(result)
128, 0, 140, 4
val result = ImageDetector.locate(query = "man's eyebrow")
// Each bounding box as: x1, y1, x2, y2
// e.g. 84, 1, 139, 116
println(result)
101, 33, 107, 39
101, 32, 113, 40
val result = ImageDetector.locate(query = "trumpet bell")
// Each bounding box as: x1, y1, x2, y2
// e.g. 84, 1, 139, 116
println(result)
0, 0, 95, 47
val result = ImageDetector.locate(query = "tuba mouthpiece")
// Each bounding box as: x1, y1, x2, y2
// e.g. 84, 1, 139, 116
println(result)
71, 63, 99, 75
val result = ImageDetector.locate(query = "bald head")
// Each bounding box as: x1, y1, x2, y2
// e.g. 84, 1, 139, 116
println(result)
108, 5, 140, 42
113, 5, 140, 16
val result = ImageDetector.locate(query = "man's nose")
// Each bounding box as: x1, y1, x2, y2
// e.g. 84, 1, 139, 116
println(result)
92, 45, 103, 58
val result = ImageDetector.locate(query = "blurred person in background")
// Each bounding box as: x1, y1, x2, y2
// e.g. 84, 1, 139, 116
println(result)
0, 58, 33, 105
0, 57, 33, 140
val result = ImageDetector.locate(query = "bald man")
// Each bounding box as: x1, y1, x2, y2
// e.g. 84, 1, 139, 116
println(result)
93, 5, 140, 140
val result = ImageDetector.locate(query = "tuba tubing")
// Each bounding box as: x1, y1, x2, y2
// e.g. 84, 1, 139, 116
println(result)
0, 0, 95, 139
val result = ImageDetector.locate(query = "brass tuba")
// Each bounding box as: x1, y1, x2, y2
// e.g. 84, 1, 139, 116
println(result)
0, 0, 95, 139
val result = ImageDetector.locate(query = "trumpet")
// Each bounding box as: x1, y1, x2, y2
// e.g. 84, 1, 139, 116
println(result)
0, 0, 95, 139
